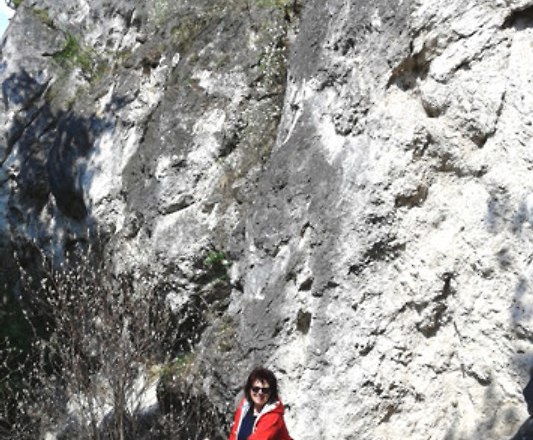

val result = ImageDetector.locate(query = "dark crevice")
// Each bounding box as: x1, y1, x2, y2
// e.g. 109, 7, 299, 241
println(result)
471, 131, 490, 149
387, 49, 431, 91
503, 5, 533, 30
476, 89, 506, 148
417, 273, 455, 338
469, 89, 506, 149
348, 238, 406, 276
296, 309, 312, 334
396, 273, 455, 338
298, 277, 313, 291
394, 184, 429, 208
421, 101, 443, 119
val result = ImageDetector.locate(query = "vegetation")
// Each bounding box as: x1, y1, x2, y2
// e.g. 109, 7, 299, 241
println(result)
31, 7, 54, 28
157, 353, 196, 381
0, 288, 32, 351
216, 316, 236, 353
0, 279, 34, 435
253, 0, 304, 18
50, 32, 110, 84
202, 250, 231, 289
52, 34, 94, 73
0, 246, 224, 439
169, 13, 210, 52
204, 251, 227, 268
254, 0, 292, 8
6, 0, 22, 9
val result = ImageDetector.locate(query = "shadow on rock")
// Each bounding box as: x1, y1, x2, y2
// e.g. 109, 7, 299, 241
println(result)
510, 369, 533, 440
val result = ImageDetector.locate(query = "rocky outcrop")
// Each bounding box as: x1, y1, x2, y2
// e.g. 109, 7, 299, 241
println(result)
2, 0, 533, 439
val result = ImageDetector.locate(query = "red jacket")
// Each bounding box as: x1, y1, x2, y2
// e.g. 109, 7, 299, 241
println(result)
228, 398, 293, 440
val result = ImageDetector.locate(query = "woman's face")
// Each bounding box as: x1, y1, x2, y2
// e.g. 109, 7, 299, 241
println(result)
250, 379, 271, 411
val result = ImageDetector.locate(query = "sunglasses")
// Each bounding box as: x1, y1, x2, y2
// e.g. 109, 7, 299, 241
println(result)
251, 386, 271, 394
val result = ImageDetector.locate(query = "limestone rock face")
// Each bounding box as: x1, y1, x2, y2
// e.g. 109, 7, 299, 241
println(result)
2, 0, 533, 439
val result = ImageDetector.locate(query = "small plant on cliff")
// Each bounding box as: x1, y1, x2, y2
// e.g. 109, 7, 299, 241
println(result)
31, 7, 55, 28
253, 0, 304, 19
53, 34, 92, 69
52, 34, 101, 78
204, 251, 227, 268
253, 0, 289, 8
204, 250, 230, 281
6, 0, 22, 9
157, 353, 195, 380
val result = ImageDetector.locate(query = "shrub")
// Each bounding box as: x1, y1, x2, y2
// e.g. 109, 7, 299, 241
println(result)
0, 246, 220, 439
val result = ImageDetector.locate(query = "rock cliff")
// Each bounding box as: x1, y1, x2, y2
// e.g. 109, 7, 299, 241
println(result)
2, 0, 533, 439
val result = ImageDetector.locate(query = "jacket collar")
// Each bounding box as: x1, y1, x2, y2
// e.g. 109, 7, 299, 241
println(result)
237, 399, 283, 433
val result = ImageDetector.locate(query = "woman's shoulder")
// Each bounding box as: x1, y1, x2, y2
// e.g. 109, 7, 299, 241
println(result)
260, 399, 285, 416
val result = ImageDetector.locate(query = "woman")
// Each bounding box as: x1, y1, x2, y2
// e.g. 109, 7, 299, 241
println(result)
228, 367, 293, 440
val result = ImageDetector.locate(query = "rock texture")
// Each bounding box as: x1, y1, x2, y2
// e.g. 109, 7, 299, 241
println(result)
2, 0, 533, 439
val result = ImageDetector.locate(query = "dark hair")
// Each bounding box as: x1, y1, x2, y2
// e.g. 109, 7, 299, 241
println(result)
244, 366, 278, 405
